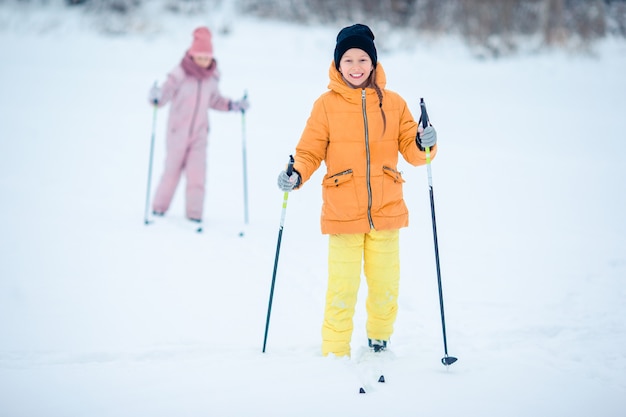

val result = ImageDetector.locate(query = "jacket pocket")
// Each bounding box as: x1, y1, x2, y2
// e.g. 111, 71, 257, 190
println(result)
382, 166, 406, 184
321, 169, 361, 221
379, 166, 406, 216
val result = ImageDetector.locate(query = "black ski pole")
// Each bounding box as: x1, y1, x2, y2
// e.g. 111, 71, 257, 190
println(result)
144, 89, 159, 225
240, 90, 249, 231
262, 155, 294, 353
419, 98, 458, 367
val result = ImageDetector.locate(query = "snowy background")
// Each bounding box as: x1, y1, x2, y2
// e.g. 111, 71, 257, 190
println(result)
1, 3, 625, 417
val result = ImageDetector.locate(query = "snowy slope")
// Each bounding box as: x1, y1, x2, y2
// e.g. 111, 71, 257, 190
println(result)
1, 5, 625, 417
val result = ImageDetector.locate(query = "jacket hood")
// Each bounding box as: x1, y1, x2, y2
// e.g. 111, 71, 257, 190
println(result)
327, 61, 387, 105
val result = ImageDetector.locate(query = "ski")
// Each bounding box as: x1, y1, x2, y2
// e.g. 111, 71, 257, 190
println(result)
353, 345, 393, 394
358, 373, 386, 394
145, 215, 203, 233
190, 220, 203, 233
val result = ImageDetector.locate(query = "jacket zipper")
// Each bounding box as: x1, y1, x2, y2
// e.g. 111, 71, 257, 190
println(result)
362, 89, 374, 229
189, 79, 202, 138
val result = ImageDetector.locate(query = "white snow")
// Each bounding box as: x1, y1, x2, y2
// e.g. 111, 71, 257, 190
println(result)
1, 4, 625, 417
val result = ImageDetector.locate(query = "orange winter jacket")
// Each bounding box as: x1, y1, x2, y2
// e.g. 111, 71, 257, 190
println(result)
293, 62, 437, 235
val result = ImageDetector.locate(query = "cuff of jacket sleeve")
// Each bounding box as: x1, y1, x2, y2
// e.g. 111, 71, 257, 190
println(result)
292, 168, 302, 190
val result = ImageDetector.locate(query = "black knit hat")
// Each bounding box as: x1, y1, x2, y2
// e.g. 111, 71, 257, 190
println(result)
334, 24, 377, 70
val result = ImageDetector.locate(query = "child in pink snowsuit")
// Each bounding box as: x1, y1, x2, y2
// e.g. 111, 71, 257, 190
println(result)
148, 26, 249, 224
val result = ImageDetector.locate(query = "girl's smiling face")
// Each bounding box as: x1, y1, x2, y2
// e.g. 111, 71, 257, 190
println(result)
192, 53, 213, 69
338, 48, 374, 88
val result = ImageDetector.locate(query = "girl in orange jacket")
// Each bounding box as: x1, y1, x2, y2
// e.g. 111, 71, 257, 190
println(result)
277, 24, 438, 357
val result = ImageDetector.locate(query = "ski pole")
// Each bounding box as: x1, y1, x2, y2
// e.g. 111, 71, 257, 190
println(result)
262, 155, 294, 353
419, 98, 458, 367
143, 89, 159, 225
241, 90, 249, 230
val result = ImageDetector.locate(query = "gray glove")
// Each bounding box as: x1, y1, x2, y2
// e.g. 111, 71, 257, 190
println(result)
230, 97, 250, 112
277, 170, 300, 192
148, 83, 161, 105
418, 125, 437, 149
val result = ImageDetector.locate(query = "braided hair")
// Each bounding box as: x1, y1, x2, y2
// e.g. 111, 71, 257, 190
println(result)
368, 69, 386, 136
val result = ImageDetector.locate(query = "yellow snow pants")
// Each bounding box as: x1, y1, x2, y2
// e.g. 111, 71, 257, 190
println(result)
321, 229, 400, 357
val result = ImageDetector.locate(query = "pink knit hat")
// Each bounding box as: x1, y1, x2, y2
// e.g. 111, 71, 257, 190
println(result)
188, 26, 213, 56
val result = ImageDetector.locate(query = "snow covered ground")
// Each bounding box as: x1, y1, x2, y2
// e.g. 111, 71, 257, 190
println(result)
1, 4, 625, 417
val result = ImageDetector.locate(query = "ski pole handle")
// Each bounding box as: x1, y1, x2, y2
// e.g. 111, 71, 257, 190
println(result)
420, 98, 433, 165
420, 97, 429, 128
286, 154, 294, 176
241, 90, 248, 114
151, 80, 159, 106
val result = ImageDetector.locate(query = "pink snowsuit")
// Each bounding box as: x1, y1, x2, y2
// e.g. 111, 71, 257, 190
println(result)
151, 56, 231, 220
